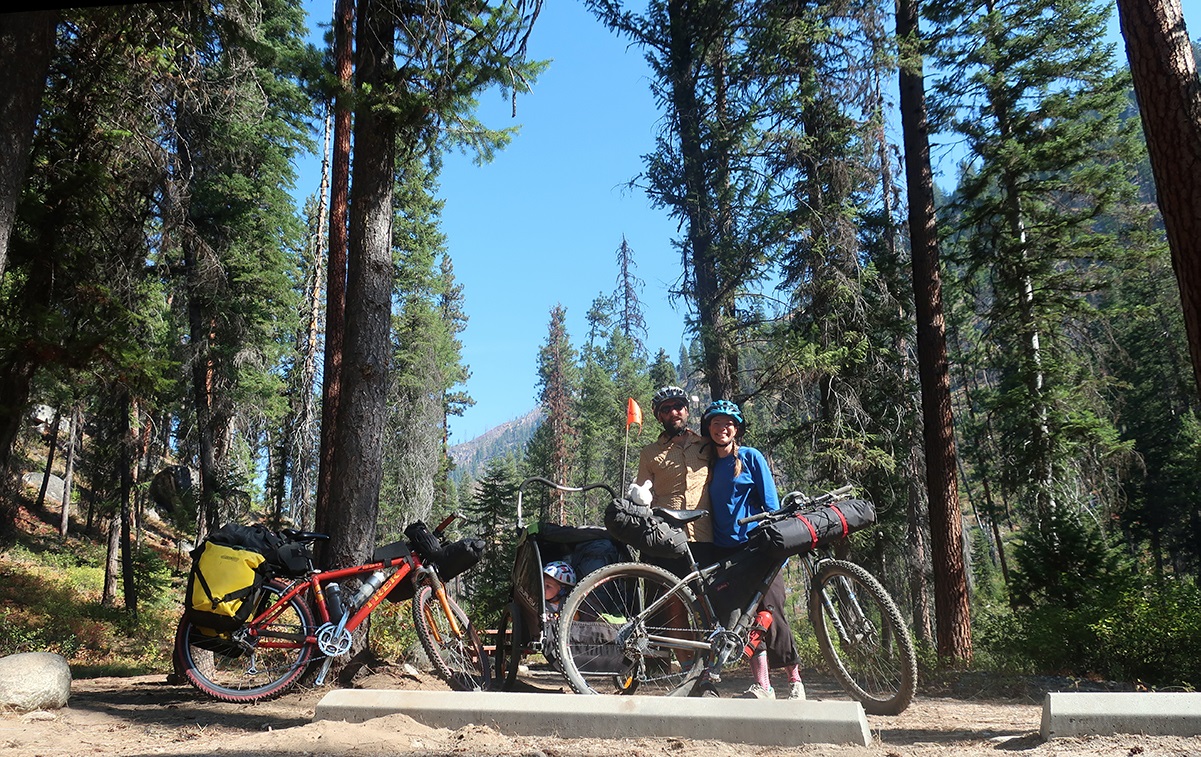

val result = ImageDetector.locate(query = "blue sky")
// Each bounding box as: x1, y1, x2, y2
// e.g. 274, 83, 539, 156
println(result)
433, 4, 691, 444
296, 0, 1157, 446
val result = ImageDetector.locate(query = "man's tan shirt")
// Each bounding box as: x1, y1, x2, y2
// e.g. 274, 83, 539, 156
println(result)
635, 429, 714, 543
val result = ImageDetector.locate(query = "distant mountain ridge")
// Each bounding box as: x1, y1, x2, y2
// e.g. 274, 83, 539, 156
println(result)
448, 408, 542, 484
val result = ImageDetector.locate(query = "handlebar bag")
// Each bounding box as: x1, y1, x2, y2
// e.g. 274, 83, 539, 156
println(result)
387, 533, 484, 603
753, 498, 877, 558
603, 498, 690, 559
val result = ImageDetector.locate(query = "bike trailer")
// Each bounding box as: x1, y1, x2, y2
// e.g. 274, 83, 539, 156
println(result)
752, 498, 877, 558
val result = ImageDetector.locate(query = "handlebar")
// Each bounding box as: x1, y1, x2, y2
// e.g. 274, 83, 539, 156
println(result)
737, 484, 856, 526
433, 512, 459, 537
515, 476, 619, 528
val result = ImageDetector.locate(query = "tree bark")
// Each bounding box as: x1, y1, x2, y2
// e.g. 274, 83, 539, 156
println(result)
666, 0, 737, 400
324, 0, 396, 574
897, 0, 972, 663
35, 406, 60, 510
59, 405, 77, 538
0, 11, 56, 281
316, 0, 354, 544
1116, 0, 1201, 396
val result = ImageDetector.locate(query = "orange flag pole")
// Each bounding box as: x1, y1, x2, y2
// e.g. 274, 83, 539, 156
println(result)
622, 398, 643, 487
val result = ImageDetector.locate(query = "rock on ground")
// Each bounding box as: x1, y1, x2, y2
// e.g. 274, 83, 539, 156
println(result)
0, 652, 72, 712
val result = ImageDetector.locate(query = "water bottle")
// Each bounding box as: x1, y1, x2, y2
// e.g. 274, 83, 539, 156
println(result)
325, 582, 345, 620
742, 609, 774, 659
349, 570, 388, 609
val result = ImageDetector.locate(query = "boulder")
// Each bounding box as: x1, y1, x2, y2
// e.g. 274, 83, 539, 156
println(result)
0, 652, 71, 711
21, 472, 65, 505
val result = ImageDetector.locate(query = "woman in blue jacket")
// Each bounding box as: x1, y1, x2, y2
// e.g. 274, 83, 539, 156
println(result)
702, 399, 805, 701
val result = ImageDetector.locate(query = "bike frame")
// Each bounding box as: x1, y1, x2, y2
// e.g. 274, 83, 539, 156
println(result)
244, 512, 460, 651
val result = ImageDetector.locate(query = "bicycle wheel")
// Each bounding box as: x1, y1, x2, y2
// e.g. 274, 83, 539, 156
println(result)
412, 583, 491, 691
493, 602, 524, 690
810, 559, 917, 715
557, 561, 712, 696
175, 579, 317, 703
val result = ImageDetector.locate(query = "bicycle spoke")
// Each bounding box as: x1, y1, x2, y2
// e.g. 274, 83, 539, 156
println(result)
558, 562, 712, 696
811, 560, 916, 715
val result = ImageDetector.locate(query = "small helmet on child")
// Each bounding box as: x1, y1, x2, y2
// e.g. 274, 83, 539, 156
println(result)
543, 560, 577, 586
701, 399, 745, 436
651, 385, 689, 415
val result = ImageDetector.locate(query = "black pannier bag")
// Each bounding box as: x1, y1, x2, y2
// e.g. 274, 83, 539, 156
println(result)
272, 540, 314, 577
752, 498, 877, 559
603, 498, 690, 559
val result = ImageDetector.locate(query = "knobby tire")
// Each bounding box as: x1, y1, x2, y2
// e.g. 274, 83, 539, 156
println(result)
412, 584, 491, 691
810, 559, 917, 715
557, 561, 711, 696
174, 578, 316, 703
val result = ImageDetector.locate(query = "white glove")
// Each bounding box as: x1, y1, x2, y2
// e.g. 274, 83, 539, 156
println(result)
627, 479, 653, 506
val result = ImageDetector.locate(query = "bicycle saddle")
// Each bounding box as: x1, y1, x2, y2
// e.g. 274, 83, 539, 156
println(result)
654, 508, 710, 527
282, 529, 329, 543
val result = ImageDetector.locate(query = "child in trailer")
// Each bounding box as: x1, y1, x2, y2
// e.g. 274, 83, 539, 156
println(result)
542, 560, 577, 615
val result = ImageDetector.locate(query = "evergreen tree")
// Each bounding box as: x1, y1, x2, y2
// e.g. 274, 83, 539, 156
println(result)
930, 0, 1146, 525
461, 454, 520, 625
380, 153, 467, 538
526, 305, 578, 523
321, 0, 545, 583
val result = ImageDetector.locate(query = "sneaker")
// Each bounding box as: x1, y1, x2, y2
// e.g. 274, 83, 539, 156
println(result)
788, 681, 806, 700
739, 684, 775, 699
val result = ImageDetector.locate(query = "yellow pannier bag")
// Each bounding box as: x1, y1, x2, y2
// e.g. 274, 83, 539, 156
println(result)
185, 541, 268, 635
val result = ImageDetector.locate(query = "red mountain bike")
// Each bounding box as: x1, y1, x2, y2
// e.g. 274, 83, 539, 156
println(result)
173, 514, 490, 703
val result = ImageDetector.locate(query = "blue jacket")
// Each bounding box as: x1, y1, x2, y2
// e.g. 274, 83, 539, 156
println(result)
708, 446, 779, 548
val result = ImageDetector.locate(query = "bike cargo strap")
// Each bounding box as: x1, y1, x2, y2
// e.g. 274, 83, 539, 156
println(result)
752, 498, 877, 558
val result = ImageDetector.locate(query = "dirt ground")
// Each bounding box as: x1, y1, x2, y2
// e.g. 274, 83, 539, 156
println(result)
2, 665, 1198, 757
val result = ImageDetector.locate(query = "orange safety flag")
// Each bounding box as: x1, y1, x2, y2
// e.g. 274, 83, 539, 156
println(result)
626, 397, 643, 429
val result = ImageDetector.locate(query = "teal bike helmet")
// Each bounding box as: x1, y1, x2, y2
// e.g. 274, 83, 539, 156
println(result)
701, 399, 745, 436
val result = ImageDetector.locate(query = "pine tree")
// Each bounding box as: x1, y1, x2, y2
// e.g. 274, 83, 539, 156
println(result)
461, 454, 520, 624
527, 305, 578, 523
930, 0, 1145, 523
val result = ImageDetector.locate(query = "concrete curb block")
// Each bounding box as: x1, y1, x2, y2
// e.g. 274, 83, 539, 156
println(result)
1041, 692, 1201, 739
314, 690, 872, 747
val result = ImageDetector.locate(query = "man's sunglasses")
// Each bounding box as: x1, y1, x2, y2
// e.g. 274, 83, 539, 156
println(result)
658, 402, 687, 413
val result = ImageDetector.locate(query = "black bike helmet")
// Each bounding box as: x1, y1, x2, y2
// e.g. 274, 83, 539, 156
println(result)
701, 399, 745, 436
651, 385, 689, 415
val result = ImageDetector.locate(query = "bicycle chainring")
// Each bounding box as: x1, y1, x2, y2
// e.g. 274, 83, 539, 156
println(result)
315, 622, 353, 657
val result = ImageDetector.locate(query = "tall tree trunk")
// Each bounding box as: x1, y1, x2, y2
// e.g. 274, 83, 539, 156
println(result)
1116, 0, 1201, 395
35, 406, 61, 510
897, 0, 972, 663
325, 0, 396, 575
59, 405, 77, 538
0, 10, 56, 280
666, 0, 737, 400
119, 388, 138, 618
294, 110, 333, 529
316, 0, 354, 544
102, 512, 120, 607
